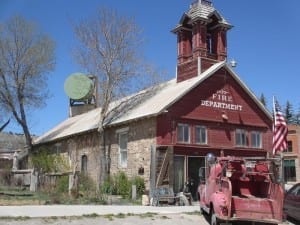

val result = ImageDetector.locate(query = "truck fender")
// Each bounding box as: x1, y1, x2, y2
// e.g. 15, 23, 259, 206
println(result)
210, 192, 228, 217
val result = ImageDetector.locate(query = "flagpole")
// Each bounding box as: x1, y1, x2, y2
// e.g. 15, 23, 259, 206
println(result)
272, 96, 285, 190
272, 96, 276, 157
280, 152, 285, 191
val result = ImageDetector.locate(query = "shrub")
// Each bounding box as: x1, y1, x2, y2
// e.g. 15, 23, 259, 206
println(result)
56, 175, 69, 193
30, 148, 70, 173
131, 176, 145, 198
78, 173, 96, 194
101, 172, 145, 200
101, 176, 115, 194
113, 171, 130, 198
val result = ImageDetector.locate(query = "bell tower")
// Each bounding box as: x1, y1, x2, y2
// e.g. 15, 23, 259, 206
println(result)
172, 0, 232, 82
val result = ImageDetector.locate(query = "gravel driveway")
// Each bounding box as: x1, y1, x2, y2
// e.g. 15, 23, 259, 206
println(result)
0, 213, 205, 225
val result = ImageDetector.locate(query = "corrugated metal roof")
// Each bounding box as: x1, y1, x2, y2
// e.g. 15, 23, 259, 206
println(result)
0, 132, 26, 152
108, 61, 225, 126
34, 107, 101, 144
34, 61, 272, 145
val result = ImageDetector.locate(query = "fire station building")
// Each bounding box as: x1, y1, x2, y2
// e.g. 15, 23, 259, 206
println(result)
34, 0, 273, 198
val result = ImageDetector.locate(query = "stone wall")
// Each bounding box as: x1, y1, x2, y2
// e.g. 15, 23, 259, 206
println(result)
67, 132, 102, 185
108, 117, 156, 190
34, 132, 102, 187
34, 118, 156, 190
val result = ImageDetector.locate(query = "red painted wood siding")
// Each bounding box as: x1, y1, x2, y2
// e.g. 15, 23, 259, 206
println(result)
157, 68, 273, 154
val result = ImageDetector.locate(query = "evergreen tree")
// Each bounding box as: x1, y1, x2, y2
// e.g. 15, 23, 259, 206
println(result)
295, 104, 300, 125
259, 93, 267, 107
285, 101, 294, 124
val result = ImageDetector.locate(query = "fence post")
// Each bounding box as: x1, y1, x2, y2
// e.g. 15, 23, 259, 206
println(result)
30, 169, 38, 192
132, 184, 137, 200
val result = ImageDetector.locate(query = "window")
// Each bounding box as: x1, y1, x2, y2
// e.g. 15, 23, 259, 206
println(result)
206, 33, 213, 54
81, 155, 88, 173
289, 184, 300, 196
285, 141, 293, 153
54, 143, 61, 154
284, 160, 296, 182
119, 132, 128, 168
251, 131, 262, 148
195, 126, 207, 144
235, 129, 247, 147
177, 123, 190, 143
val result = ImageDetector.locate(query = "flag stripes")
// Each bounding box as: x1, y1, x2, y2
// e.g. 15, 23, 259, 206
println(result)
272, 99, 288, 155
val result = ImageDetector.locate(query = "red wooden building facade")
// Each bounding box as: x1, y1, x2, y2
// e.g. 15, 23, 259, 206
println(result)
154, 0, 273, 196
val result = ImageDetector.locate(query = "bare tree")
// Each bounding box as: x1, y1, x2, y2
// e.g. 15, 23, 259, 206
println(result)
0, 119, 10, 132
72, 8, 165, 186
0, 15, 56, 149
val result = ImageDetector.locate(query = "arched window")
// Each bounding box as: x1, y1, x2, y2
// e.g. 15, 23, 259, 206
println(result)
81, 155, 88, 173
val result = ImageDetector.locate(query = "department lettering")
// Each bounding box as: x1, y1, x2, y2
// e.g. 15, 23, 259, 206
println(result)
201, 100, 243, 111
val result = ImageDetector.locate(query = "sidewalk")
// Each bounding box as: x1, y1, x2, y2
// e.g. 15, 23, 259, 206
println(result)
0, 205, 200, 218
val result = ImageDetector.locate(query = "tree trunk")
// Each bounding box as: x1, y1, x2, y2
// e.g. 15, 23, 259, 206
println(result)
99, 128, 109, 188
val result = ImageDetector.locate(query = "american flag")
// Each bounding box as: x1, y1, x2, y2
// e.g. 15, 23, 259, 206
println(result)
272, 98, 288, 155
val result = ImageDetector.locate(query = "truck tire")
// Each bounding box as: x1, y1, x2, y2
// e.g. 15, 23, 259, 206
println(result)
200, 206, 205, 215
210, 210, 219, 225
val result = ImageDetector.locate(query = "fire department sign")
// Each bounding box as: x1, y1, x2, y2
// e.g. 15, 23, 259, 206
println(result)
201, 89, 243, 111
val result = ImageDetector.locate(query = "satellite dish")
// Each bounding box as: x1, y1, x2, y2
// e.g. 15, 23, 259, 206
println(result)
64, 73, 94, 101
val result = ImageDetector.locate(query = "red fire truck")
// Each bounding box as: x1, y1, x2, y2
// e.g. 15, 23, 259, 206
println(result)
198, 154, 284, 225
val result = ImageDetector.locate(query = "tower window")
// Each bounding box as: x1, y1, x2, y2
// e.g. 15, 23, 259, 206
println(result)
206, 33, 213, 54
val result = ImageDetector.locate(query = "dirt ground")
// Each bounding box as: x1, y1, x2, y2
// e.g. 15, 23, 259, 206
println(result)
0, 213, 205, 225
0, 213, 297, 225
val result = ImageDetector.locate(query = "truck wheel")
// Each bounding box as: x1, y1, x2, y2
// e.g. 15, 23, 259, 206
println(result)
200, 206, 205, 215
210, 211, 219, 225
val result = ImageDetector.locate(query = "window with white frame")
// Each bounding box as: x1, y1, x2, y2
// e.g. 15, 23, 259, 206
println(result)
235, 129, 247, 147
119, 132, 128, 168
195, 126, 207, 144
177, 123, 190, 143
251, 131, 262, 148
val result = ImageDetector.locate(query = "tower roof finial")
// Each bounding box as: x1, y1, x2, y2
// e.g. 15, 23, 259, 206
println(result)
191, 0, 213, 8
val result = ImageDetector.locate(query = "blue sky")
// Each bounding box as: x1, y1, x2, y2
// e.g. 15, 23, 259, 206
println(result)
1, 0, 300, 135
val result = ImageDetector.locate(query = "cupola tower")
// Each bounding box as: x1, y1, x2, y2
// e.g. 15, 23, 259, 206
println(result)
172, 0, 232, 82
